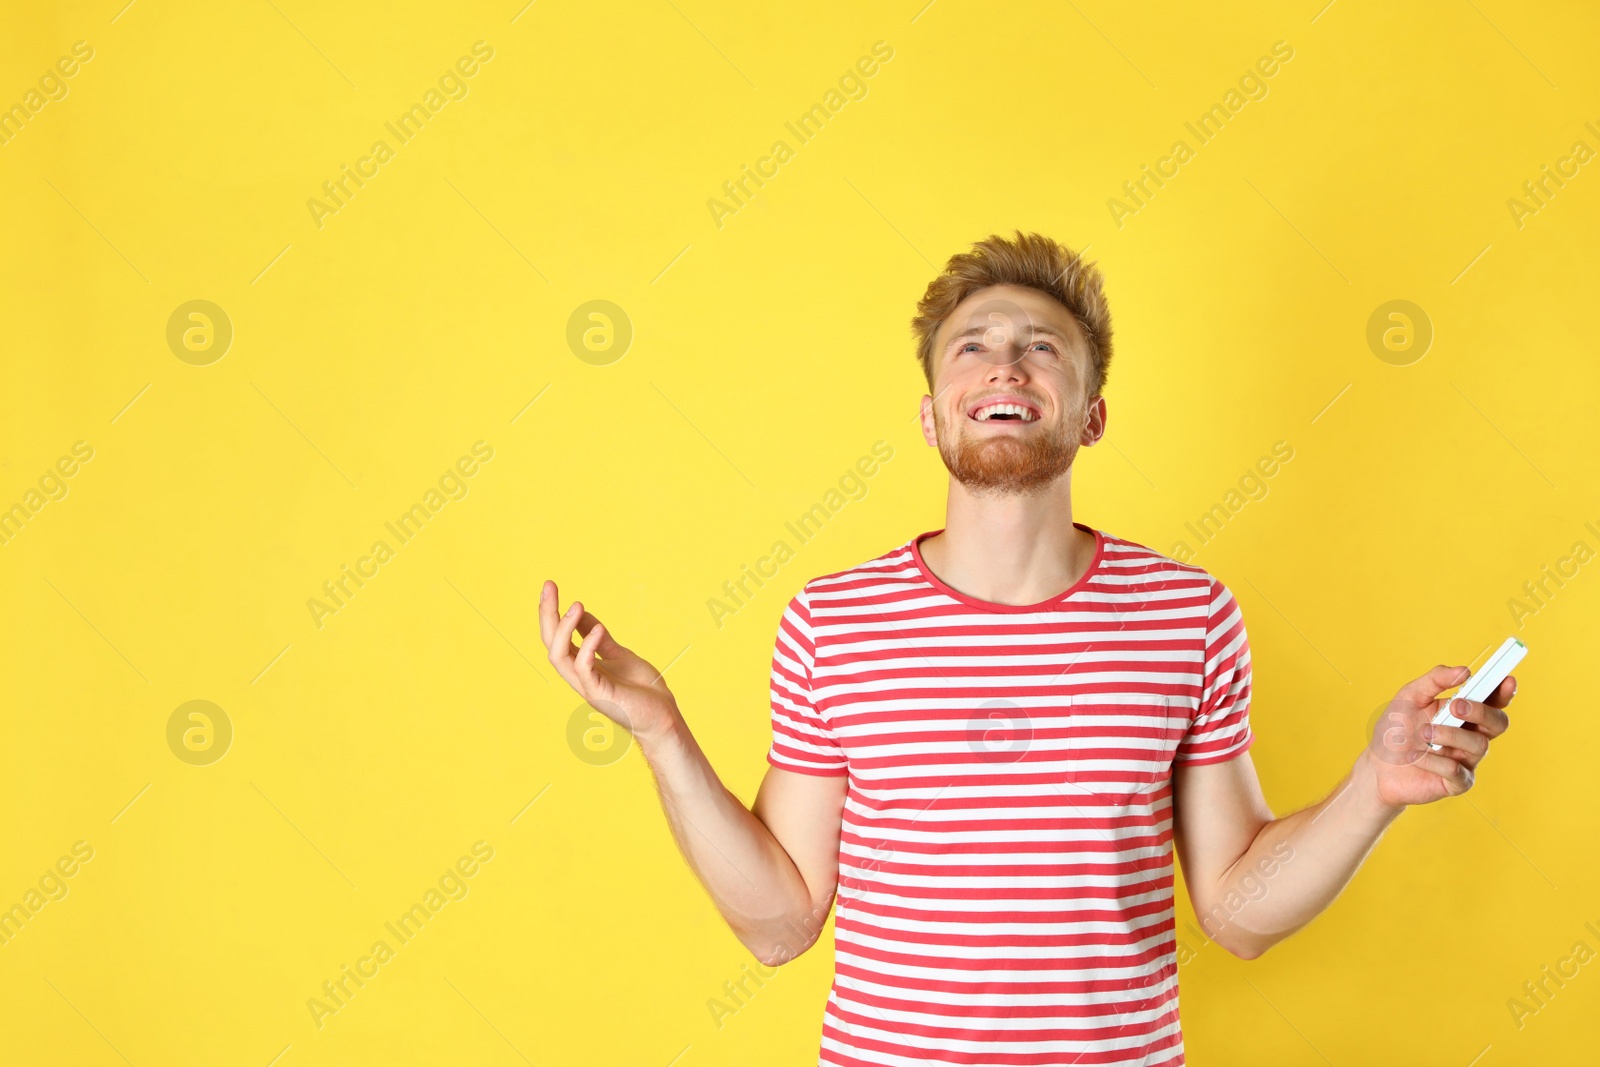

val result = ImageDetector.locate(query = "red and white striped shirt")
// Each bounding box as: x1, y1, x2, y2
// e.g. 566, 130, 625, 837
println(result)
766, 524, 1254, 1067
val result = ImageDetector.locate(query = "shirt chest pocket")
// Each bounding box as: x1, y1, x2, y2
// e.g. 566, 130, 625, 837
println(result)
1053, 692, 1190, 805
960, 692, 1191, 803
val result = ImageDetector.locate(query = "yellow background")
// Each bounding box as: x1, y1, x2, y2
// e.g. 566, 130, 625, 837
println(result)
2, 0, 1597, 1064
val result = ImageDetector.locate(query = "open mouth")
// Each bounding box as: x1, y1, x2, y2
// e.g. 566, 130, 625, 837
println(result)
968, 401, 1041, 423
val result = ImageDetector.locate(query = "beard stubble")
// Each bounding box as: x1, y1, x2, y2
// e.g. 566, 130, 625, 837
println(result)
933, 404, 1085, 495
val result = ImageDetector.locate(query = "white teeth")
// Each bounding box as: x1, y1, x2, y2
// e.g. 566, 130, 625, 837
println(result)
973, 403, 1037, 422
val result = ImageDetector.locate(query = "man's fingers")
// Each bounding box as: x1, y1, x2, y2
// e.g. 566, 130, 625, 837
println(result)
1423, 721, 1489, 762
1484, 674, 1518, 709
1431, 745, 1479, 766
575, 620, 606, 680
538, 579, 561, 650
1413, 750, 1475, 794
1439, 695, 1511, 740
1399, 664, 1472, 707
537, 581, 583, 692
542, 583, 628, 658
547, 597, 585, 674
575, 612, 629, 659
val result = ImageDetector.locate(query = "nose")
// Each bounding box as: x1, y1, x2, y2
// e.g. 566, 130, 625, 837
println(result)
985, 343, 1030, 383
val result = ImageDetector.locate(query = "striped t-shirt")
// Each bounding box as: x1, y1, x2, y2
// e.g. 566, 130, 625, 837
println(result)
766, 523, 1254, 1067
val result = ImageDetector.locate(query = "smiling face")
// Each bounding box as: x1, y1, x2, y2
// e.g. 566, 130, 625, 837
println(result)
919, 284, 1106, 495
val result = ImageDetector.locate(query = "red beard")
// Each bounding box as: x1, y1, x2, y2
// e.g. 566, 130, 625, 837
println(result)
933, 407, 1081, 494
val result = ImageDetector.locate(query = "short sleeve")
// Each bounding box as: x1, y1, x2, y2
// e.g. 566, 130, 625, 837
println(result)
765, 590, 849, 776
1175, 577, 1255, 765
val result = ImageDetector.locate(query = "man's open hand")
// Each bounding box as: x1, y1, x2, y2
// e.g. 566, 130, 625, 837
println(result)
538, 579, 680, 743
1364, 663, 1516, 807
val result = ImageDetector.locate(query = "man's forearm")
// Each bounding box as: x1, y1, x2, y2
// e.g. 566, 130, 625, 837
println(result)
635, 714, 824, 963
1198, 752, 1404, 959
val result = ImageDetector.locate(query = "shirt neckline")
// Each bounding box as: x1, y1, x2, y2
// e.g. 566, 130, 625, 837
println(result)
909, 522, 1107, 613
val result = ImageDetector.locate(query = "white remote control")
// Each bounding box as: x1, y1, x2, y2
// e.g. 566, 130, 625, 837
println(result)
1429, 636, 1527, 749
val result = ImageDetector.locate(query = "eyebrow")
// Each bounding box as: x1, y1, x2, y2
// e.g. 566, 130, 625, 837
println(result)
943, 324, 1072, 351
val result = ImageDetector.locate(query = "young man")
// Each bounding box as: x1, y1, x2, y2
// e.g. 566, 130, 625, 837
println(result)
539, 231, 1517, 1066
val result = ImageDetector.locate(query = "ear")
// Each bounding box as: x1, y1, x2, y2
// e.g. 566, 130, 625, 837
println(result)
919, 393, 939, 447
1080, 394, 1107, 446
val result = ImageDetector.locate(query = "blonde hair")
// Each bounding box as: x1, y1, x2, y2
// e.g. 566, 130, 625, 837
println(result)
910, 230, 1113, 397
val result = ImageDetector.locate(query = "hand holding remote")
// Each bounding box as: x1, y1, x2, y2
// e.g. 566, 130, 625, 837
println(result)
1362, 643, 1523, 808
1430, 637, 1527, 749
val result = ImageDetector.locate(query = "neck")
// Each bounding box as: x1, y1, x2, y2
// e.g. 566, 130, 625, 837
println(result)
920, 471, 1095, 606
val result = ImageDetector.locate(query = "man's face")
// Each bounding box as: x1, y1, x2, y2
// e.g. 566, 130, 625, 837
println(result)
919, 284, 1106, 495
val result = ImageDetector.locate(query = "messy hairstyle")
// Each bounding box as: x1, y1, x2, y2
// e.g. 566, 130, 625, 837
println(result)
910, 230, 1113, 397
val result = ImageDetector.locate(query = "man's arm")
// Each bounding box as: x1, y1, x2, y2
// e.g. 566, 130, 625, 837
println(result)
635, 723, 847, 963
1173, 663, 1517, 960
540, 580, 847, 965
